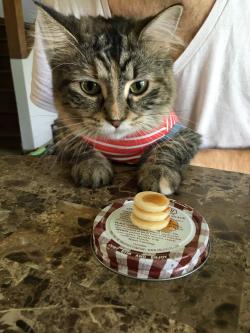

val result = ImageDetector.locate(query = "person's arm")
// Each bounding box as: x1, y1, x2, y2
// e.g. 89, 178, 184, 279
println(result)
108, 0, 215, 60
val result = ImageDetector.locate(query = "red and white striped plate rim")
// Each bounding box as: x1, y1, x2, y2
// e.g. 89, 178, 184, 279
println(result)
92, 198, 210, 280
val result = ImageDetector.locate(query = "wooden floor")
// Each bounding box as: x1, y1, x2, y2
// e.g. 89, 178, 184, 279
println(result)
191, 149, 250, 174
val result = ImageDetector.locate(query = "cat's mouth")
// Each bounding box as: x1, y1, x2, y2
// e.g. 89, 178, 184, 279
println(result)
96, 115, 164, 139
98, 120, 136, 139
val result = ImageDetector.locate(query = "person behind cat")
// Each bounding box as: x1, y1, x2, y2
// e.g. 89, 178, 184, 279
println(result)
31, 0, 250, 177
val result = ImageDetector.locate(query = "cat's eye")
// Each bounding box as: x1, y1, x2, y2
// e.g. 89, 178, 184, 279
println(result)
80, 81, 101, 96
129, 80, 148, 96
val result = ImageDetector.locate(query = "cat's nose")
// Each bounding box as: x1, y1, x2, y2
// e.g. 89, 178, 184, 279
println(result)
111, 120, 121, 128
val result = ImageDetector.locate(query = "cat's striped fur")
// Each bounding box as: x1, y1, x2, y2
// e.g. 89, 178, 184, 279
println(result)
35, 2, 201, 194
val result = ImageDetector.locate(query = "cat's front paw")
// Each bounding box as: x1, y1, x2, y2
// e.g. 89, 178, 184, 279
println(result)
138, 164, 181, 195
71, 153, 113, 188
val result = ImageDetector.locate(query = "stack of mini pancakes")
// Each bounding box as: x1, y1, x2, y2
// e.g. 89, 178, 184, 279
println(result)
131, 191, 171, 231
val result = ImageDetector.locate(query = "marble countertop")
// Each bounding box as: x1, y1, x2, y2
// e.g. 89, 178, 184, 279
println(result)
0, 156, 249, 333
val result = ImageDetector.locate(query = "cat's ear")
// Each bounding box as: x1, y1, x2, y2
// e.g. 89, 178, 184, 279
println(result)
139, 5, 183, 50
34, 1, 79, 63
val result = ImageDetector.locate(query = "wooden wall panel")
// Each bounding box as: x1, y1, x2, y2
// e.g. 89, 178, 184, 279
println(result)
0, 18, 21, 149
2, 0, 28, 59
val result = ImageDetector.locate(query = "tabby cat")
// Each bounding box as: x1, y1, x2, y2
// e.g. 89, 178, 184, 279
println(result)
35, 2, 201, 194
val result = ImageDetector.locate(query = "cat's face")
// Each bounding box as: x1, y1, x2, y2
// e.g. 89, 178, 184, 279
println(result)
36, 4, 183, 139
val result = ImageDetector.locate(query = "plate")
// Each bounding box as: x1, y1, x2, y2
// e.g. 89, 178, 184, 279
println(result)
92, 198, 210, 280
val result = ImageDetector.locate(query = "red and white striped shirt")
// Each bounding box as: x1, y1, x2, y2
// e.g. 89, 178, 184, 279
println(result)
82, 112, 181, 164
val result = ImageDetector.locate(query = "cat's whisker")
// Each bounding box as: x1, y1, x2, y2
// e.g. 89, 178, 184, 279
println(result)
73, 144, 83, 165
55, 132, 87, 153
51, 62, 80, 71
29, 115, 84, 121
74, 140, 90, 165
53, 118, 98, 128
172, 111, 206, 129
70, 142, 82, 163
56, 135, 86, 163
54, 122, 84, 130
53, 129, 75, 144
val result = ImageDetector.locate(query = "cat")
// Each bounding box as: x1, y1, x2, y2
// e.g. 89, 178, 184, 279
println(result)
35, 2, 201, 194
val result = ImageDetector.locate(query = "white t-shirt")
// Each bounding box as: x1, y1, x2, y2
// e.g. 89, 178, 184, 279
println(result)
31, 0, 250, 148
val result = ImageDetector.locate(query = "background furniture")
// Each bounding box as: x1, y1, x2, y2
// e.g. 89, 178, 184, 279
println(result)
1, 0, 56, 152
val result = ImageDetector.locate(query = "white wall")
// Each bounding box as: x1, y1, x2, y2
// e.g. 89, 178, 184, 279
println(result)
11, 52, 57, 151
